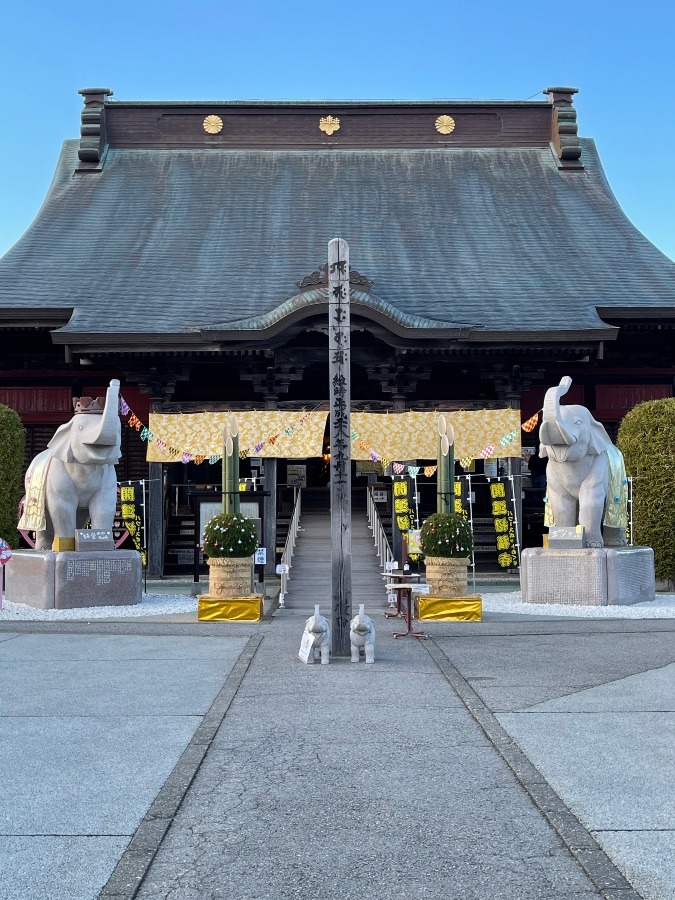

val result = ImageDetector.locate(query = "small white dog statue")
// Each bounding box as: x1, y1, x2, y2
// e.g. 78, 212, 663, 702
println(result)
350, 604, 376, 664
300, 604, 331, 665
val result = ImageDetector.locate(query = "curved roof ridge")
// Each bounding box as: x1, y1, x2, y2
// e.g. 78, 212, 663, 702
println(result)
197, 286, 480, 333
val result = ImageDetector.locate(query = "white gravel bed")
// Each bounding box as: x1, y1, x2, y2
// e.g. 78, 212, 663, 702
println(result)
0, 593, 198, 620
482, 591, 675, 618
2, 592, 675, 620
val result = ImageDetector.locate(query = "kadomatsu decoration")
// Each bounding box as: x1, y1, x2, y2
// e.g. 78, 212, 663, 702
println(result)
421, 512, 474, 599
203, 512, 258, 600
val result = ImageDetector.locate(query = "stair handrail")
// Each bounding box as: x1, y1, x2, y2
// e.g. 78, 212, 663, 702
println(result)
279, 487, 302, 608
367, 486, 394, 569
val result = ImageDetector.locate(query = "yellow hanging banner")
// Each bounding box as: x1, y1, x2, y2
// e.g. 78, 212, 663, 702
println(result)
350, 410, 521, 461
147, 411, 328, 462
145, 409, 521, 462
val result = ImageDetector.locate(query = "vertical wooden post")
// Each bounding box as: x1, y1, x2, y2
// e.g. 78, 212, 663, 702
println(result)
147, 463, 164, 576
328, 238, 352, 656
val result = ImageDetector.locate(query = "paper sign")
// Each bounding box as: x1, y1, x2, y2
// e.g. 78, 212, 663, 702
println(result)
385, 561, 398, 572
276, 563, 289, 574
411, 582, 431, 595
299, 631, 314, 664
254, 547, 267, 565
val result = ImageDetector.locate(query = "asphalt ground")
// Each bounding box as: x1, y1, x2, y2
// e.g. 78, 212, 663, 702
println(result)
0, 516, 673, 899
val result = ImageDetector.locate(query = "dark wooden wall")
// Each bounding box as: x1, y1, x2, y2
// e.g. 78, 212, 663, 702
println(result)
105, 103, 553, 150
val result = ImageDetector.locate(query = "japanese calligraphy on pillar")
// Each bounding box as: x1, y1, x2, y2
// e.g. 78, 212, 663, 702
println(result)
328, 237, 352, 655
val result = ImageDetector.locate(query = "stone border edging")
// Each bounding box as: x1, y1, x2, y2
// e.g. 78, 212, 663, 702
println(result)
98, 633, 264, 899
424, 638, 644, 900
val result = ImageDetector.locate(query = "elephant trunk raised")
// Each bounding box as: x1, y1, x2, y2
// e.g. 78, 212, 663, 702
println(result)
86, 381, 122, 451
540, 376, 576, 450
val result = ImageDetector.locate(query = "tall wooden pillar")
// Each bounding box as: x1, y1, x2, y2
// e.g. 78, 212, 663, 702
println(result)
328, 238, 352, 656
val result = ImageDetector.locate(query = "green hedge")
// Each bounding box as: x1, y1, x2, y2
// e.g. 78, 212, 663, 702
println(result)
617, 398, 675, 581
0, 404, 26, 548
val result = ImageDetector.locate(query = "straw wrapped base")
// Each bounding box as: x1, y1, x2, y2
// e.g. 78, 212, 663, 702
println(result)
423, 556, 469, 599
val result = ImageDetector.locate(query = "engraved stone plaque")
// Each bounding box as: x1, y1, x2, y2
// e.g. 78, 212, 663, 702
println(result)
75, 529, 115, 552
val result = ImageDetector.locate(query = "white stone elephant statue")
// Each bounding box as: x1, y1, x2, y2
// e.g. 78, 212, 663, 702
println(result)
19, 379, 122, 550
350, 604, 376, 663
300, 605, 331, 665
538, 376, 627, 548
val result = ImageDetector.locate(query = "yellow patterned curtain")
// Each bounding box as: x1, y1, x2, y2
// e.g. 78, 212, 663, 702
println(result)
147, 412, 328, 462
350, 410, 521, 460
146, 409, 521, 462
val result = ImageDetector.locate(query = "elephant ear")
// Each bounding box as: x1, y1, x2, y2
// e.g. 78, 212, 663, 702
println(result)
589, 418, 612, 455
47, 421, 75, 462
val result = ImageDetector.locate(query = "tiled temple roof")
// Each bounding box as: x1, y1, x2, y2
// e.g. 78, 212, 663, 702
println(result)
1, 92, 673, 348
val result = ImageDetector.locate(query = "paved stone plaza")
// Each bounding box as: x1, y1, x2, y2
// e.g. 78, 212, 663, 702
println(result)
1, 519, 674, 899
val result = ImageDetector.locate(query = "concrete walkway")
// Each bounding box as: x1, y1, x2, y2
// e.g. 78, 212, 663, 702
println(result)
0, 513, 674, 899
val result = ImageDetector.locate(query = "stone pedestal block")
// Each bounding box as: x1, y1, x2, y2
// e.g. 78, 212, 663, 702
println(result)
521, 547, 654, 606
5, 550, 142, 609
605, 547, 655, 605
4, 551, 56, 609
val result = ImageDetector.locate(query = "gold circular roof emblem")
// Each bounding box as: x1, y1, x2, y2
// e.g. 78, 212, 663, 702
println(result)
435, 115, 456, 135
203, 115, 224, 135
319, 115, 340, 135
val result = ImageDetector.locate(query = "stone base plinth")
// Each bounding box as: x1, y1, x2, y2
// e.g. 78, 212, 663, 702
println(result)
5, 550, 142, 609
521, 547, 655, 606
198, 595, 262, 621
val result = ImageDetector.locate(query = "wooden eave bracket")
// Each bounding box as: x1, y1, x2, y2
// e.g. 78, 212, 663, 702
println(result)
545, 86, 584, 170
76, 88, 113, 172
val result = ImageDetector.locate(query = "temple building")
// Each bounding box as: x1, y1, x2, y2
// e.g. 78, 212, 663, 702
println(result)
1, 86, 674, 575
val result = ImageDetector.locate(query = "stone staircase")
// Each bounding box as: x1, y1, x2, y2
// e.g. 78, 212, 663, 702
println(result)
281, 509, 385, 616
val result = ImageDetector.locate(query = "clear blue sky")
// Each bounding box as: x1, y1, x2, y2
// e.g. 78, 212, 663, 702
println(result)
1, 0, 673, 260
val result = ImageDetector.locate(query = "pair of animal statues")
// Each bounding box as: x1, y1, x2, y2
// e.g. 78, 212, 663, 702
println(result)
301, 604, 376, 664
17, 374, 625, 556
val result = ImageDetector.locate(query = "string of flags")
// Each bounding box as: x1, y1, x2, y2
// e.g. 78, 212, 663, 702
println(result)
521, 411, 540, 433
351, 428, 391, 469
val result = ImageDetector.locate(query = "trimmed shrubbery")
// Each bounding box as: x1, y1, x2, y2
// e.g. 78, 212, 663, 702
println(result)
0, 404, 26, 548
617, 398, 675, 582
